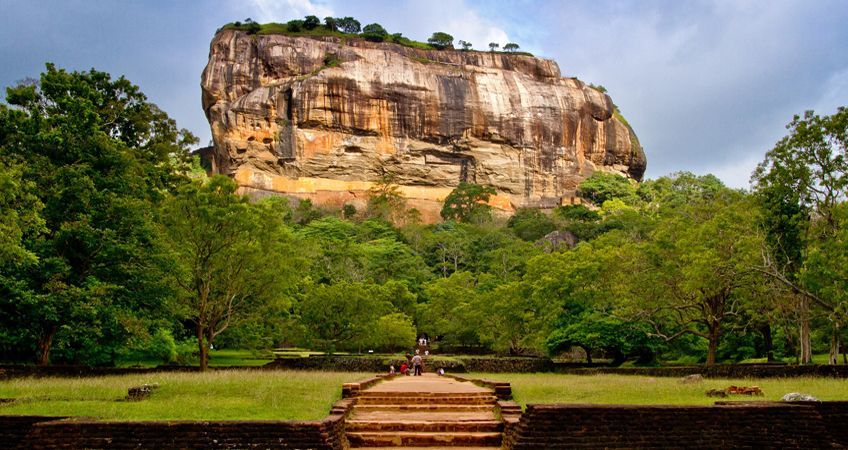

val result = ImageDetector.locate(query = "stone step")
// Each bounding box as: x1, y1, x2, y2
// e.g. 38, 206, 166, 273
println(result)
346, 419, 503, 433
359, 391, 493, 399
357, 395, 497, 405
349, 410, 497, 422
347, 431, 502, 447
353, 404, 494, 413
353, 447, 500, 450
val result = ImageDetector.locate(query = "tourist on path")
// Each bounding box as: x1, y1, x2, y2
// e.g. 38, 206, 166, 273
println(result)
412, 353, 423, 376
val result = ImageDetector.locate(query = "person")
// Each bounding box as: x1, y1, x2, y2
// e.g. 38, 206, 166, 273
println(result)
412, 353, 423, 376
399, 362, 408, 375
389, 365, 396, 375
438, 368, 445, 376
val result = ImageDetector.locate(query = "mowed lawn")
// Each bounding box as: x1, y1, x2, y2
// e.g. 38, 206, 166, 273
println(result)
0, 370, 368, 421
475, 373, 848, 406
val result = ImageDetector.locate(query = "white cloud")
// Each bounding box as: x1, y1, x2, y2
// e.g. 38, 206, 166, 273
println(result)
248, 0, 333, 23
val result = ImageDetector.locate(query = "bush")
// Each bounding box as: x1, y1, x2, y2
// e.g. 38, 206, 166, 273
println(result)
287, 19, 304, 33
428, 32, 454, 49
362, 23, 388, 42
303, 15, 320, 30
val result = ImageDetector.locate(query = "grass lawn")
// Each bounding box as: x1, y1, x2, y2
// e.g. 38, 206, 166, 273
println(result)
0, 370, 368, 421
475, 373, 848, 406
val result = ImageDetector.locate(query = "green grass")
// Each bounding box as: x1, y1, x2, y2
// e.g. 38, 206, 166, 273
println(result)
117, 348, 275, 368
0, 370, 368, 421
475, 373, 848, 406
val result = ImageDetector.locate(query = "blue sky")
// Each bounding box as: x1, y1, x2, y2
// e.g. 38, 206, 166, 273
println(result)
2, 0, 847, 187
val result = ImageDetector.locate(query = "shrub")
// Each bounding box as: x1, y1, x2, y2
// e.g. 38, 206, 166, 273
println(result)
428, 31, 454, 49
337, 16, 361, 34
287, 19, 304, 32
362, 23, 388, 42
303, 15, 320, 30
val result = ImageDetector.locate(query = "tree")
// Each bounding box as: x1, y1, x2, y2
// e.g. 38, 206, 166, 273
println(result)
337, 17, 361, 34
503, 43, 520, 52
428, 32, 454, 49
287, 19, 304, 32
158, 176, 300, 370
440, 182, 497, 223
373, 312, 417, 352
362, 23, 388, 42
488, 42, 499, 52
626, 190, 763, 365
0, 64, 196, 364
0, 162, 43, 265
507, 208, 556, 241
303, 15, 320, 30
323, 17, 338, 31
752, 107, 848, 363
366, 173, 407, 223
578, 172, 639, 205
458, 40, 473, 51
298, 281, 393, 352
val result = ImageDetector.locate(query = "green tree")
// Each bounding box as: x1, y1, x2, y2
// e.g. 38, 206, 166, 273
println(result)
507, 208, 556, 241
287, 19, 304, 32
323, 17, 338, 31
361, 23, 388, 42
578, 172, 639, 205
427, 32, 454, 49
337, 17, 361, 34
752, 107, 848, 364
440, 182, 497, 223
0, 64, 195, 364
488, 42, 499, 52
373, 312, 417, 352
503, 42, 520, 52
458, 40, 472, 51
298, 281, 393, 352
303, 15, 320, 30
158, 176, 300, 370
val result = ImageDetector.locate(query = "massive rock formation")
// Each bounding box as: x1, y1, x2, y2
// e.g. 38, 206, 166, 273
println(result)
201, 30, 646, 221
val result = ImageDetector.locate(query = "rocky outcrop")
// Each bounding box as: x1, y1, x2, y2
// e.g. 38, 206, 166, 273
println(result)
201, 30, 646, 221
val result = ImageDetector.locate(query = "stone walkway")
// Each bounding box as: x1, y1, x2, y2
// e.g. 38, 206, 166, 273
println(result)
346, 373, 503, 449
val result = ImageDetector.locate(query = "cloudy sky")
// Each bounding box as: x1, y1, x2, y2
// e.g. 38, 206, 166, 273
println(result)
2, 0, 846, 187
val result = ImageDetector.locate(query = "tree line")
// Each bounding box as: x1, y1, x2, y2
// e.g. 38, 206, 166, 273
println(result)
1, 65, 846, 370
227, 15, 523, 53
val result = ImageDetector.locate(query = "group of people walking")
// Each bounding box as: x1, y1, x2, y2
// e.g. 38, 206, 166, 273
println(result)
391, 337, 443, 376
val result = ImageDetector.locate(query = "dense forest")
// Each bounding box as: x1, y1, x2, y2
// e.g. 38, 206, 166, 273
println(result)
1, 65, 846, 370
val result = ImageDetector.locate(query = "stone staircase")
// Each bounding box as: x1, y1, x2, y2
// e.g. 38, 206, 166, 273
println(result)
345, 375, 503, 449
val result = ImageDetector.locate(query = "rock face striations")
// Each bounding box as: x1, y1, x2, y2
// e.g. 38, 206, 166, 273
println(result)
201, 30, 646, 221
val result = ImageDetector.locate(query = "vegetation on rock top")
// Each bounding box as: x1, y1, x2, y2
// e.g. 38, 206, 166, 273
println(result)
220, 16, 533, 56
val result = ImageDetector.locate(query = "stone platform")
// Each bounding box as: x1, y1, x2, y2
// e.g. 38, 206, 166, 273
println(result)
345, 374, 502, 449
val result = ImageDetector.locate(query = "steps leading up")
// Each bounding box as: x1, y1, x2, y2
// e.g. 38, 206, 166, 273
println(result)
346, 374, 504, 448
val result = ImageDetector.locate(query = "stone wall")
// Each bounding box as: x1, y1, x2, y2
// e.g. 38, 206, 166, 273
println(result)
2, 400, 353, 449
506, 402, 846, 449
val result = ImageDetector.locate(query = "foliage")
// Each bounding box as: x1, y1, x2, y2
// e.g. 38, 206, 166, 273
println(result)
440, 182, 497, 223
303, 15, 320, 30
489, 42, 499, 52
578, 172, 639, 205
503, 42, 520, 52
361, 23, 388, 42
0, 64, 195, 365
458, 40, 472, 51
158, 176, 300, 370
507, 208, 556, 241
427, 32, 454, 49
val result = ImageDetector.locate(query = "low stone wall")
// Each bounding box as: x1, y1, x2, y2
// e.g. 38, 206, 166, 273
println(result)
506, 402, 846, 449
2, 398, 355, 449
555, 363, 848, 378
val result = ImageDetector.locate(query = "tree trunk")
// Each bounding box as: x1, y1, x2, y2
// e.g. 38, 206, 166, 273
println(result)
761, 323, 775, 362
36, 325, 58, 366
580, 345, 592, 364
828, 323, 840, 366
197, 323, 208, 371
799, 296, 812, 364
706, 322, 720, 366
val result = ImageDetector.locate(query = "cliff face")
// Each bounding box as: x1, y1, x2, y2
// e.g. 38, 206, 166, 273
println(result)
201, 30, 646, 221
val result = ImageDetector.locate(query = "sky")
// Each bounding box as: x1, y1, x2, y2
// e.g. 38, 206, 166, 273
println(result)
1, 0, 846, 188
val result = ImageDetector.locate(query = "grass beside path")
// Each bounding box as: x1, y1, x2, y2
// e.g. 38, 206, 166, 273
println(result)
0, 370, 368, 421
475, 373, 848, 406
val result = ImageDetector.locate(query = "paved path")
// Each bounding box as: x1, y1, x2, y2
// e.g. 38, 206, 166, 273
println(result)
346, 373, 502, 449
